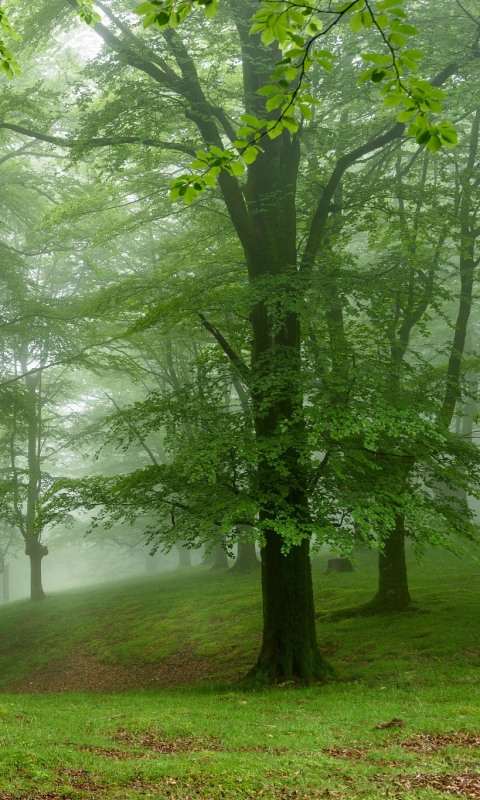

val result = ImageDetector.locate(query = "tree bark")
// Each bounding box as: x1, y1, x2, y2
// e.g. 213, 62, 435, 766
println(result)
248, 535, 330, 682
26, 539, 48, 602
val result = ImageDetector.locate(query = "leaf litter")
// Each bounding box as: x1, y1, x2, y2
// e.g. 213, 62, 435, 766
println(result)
113, 725, 224, 753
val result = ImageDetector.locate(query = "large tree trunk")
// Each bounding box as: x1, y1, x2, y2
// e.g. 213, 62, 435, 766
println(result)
248, 535, 330, 682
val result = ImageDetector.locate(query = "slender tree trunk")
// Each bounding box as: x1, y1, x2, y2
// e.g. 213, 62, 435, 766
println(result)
23, 368, 47, 602
2, 562, 9, 601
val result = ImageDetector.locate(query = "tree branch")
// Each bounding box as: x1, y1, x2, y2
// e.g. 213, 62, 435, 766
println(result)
300, 62, 459, 275
198, 313, 250, 384
0, 122, 196, 156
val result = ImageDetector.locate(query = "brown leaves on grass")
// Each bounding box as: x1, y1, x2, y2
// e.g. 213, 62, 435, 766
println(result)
323, 746, 367, 760
400, 732, 480, 751
393, 771, 480, 798
77, 744, 139, 759
57, 768, 104, 792
127, 776, 344, 799
114, 726, 224, 754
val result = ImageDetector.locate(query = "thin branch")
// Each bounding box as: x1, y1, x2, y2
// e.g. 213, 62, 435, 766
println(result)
198, 313, 250, 384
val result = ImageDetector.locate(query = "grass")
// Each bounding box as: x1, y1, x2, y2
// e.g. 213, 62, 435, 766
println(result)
0, 544, 480, 798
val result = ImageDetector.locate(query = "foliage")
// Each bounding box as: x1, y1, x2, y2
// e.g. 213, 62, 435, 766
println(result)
134, 0, 457, 203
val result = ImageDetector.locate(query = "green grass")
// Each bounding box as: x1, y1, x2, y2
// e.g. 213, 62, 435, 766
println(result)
1, 545, 480, 798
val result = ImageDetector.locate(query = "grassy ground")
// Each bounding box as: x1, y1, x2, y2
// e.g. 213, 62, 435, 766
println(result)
0, 545, 480, 798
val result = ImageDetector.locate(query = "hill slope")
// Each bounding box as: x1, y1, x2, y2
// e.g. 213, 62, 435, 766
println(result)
0, 545, 479, 691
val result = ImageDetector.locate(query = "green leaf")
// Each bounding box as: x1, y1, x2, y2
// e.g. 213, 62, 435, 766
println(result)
306, 19, 323, 35
438, 127, 458, 147
316, 58, 334, 72
396, 108, 416, 122
183, 185, 198, 204
371, 68, 387, 84
361, 52, 391, 65
425, 134, 441, 153
261, 27, 276, 45
204, 0, 218, 19
287, 9, 305, 26
360, 10, 373, 27
266, 94, 284, 111
230, 160, 245, 176
403, 49, 424, 60
282, 116, 298, 133
396, 23, 419, 35
134, 1, 159, 13
425, 98, 443, 113
298, 102, 312, 119
241, 114, 262, 127
376, 12, 388, 29
258, 84, 280, 95
388, 31, 407, 47
416, 128, 431, 145
349, 12, 363, 33
242, 146, 260, 164
382, 90, 404, 107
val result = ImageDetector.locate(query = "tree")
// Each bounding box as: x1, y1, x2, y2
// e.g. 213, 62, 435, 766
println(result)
6, 0, 472, 677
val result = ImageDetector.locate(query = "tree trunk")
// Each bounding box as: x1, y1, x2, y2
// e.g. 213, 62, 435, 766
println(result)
176, 542, 191, 569
230, 539, 259, 574
1, 562, 8, 601
210, 540, 229, 571
202, 542, 216, 566
144, 547, 161, 573
371, 516, 410, 612
248, 534, 331, 682
26, 539, 48, 602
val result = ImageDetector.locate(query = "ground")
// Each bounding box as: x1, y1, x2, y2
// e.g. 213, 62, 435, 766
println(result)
0, 545, 479, 798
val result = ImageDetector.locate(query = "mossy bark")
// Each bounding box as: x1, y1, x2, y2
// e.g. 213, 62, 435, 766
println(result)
248, 535, 331, 682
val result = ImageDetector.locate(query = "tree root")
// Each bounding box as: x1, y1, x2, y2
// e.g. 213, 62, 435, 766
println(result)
318, 597, 416, 622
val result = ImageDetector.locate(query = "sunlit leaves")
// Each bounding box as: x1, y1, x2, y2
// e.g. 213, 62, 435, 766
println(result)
134, 0, 218, 31
132, 0, 458, 203
76, 0, 101, 26
0, 7, 21, 79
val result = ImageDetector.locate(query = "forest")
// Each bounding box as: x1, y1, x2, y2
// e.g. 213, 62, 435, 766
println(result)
0, 0, 479, 798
